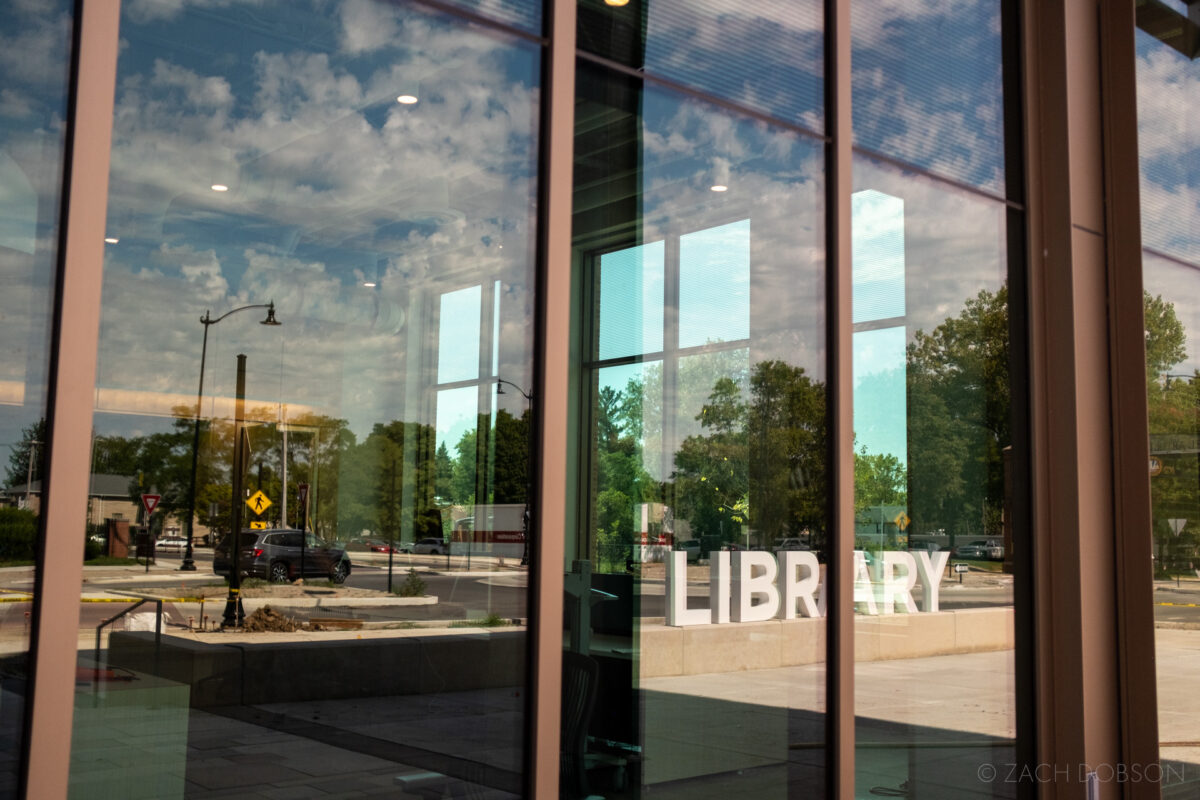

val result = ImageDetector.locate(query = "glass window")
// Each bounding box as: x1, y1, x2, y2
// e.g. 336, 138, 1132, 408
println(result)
569, 58, 826, 799
0, 2, 73, 794
852, 1, 1007, 194
576, 0, 823, 130
851, 156, 1016, 798
1136, 12, 1200, 793
72, 2, 540, 797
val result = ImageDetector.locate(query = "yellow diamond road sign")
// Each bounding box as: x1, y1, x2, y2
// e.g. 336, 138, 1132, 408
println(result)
893, 511, 911, 531
246, 490, 272, 515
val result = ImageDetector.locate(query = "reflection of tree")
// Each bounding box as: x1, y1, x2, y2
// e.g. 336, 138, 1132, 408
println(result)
906, 286, 1009, 538
854, 445, 906, 513
670, 361, 828, 547
5, 419, 45, 488
1145, 291, 1198, 573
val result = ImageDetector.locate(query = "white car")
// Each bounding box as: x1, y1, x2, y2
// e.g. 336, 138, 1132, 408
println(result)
773, 538, 810, 552
156, 536, 188, 551
412, 537, 446, 555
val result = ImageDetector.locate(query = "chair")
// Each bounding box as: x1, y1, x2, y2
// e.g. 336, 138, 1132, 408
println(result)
561, 651, 600, 800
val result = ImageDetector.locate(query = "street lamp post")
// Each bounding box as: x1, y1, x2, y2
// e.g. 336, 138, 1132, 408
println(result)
496, 379, 533, 567
182, 302, 280, 571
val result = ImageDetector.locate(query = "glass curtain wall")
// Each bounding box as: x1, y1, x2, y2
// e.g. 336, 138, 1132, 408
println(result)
567, 1, 826, 797
1136, 5, 1200, 797
851, 2, 1020, 798
67, 2, 541, 798
0, 2, 74, 796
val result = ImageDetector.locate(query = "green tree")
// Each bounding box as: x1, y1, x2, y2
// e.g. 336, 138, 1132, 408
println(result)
854, 446, 907, 513
6, 418, 45, 489
906, 286, 1009, 538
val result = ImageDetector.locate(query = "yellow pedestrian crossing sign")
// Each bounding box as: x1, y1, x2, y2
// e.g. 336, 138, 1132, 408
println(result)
246, 490, 272, 515
893, 511, 911, 531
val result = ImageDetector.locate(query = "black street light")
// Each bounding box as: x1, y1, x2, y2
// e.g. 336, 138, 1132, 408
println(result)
496, 379, 533, 566
182, 302, 280, 571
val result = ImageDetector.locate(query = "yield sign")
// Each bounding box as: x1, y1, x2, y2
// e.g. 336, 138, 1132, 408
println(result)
141, 494, 161, 515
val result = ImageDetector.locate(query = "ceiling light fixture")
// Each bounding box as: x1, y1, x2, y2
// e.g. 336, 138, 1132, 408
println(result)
605, 0, 630, 6
363, 282, 377, 288
710, 184, 728, 192
396, 94, 418, 105
104, 237, 119, 244
211, 184, 229, 192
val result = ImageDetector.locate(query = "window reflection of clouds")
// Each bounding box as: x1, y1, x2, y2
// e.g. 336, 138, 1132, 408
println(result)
852, 0, 1006, 193
854, 158, 1005, 341
579, 0, 823, 129
627, 84, 825, 377
95, 0, 539, 438
0, 0, 71, 456
1136, 27, 1200, 264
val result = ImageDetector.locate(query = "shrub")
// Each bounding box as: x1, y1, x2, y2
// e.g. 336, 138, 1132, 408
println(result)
395, 568, 427, 597
0, 507, 37, 561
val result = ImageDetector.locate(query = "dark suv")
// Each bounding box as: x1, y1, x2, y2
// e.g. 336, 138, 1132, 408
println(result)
213, 529, 352, 584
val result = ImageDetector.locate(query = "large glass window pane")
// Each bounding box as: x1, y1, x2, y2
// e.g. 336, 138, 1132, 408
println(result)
598, 241, 665, 360
569, 59, 826, 799
852, 1, 1007, 194
72, 3, 539, 797
576, 0, 823, 130
851, 157, 1016, 798
1137, 11, 1200, 795
0, 2, 73, 794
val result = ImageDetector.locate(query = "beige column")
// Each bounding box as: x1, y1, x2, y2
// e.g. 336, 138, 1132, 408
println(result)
1022, 1, 1158, 797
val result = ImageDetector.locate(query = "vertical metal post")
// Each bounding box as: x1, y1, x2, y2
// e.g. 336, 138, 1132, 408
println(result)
23, 2, 121, 796
826, 0, 855, 798
223, 354, 247, 627
528, 0, 576, 793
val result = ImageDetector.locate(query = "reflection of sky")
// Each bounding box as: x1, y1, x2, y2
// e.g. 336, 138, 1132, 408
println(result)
853, 328, 906, 461
579, 0, 823, 131
679, 220, 750, 347
90, 0, 540, 443
0, 0, 72, 484
439, 285, 482, 383
854, 157, 1006, 340
852, 187, 907, 462
852, 0, 1006, 193
1136, 26, 1200, 266
599, 242, 664, 360
852, 190, 905, 323
436, 385, 478, 454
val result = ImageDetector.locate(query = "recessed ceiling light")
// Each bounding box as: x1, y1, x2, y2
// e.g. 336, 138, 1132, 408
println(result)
211, 184, 229, 192
396, 95, 418, 105
363, 282, 377, 288
710, 184, 728, 192
605, 0, 630, 6
104, 237, 119, 244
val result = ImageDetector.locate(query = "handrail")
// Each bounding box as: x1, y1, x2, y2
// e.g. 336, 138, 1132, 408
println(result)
93, 597, 163, 686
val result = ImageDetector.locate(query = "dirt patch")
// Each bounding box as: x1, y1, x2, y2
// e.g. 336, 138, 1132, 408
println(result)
242, 605, 299, 632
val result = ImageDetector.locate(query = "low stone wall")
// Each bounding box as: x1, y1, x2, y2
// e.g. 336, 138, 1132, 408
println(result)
639, 607, 1013, 679
108, 629, 526, 708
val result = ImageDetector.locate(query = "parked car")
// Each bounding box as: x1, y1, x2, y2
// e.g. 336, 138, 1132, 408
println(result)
412, 537, 447, 555
156, 536, 188, 551
675, 539, 701, 562
213, 529, 352, 583
773, 537, 811, 552
955, 539, 1003, 560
